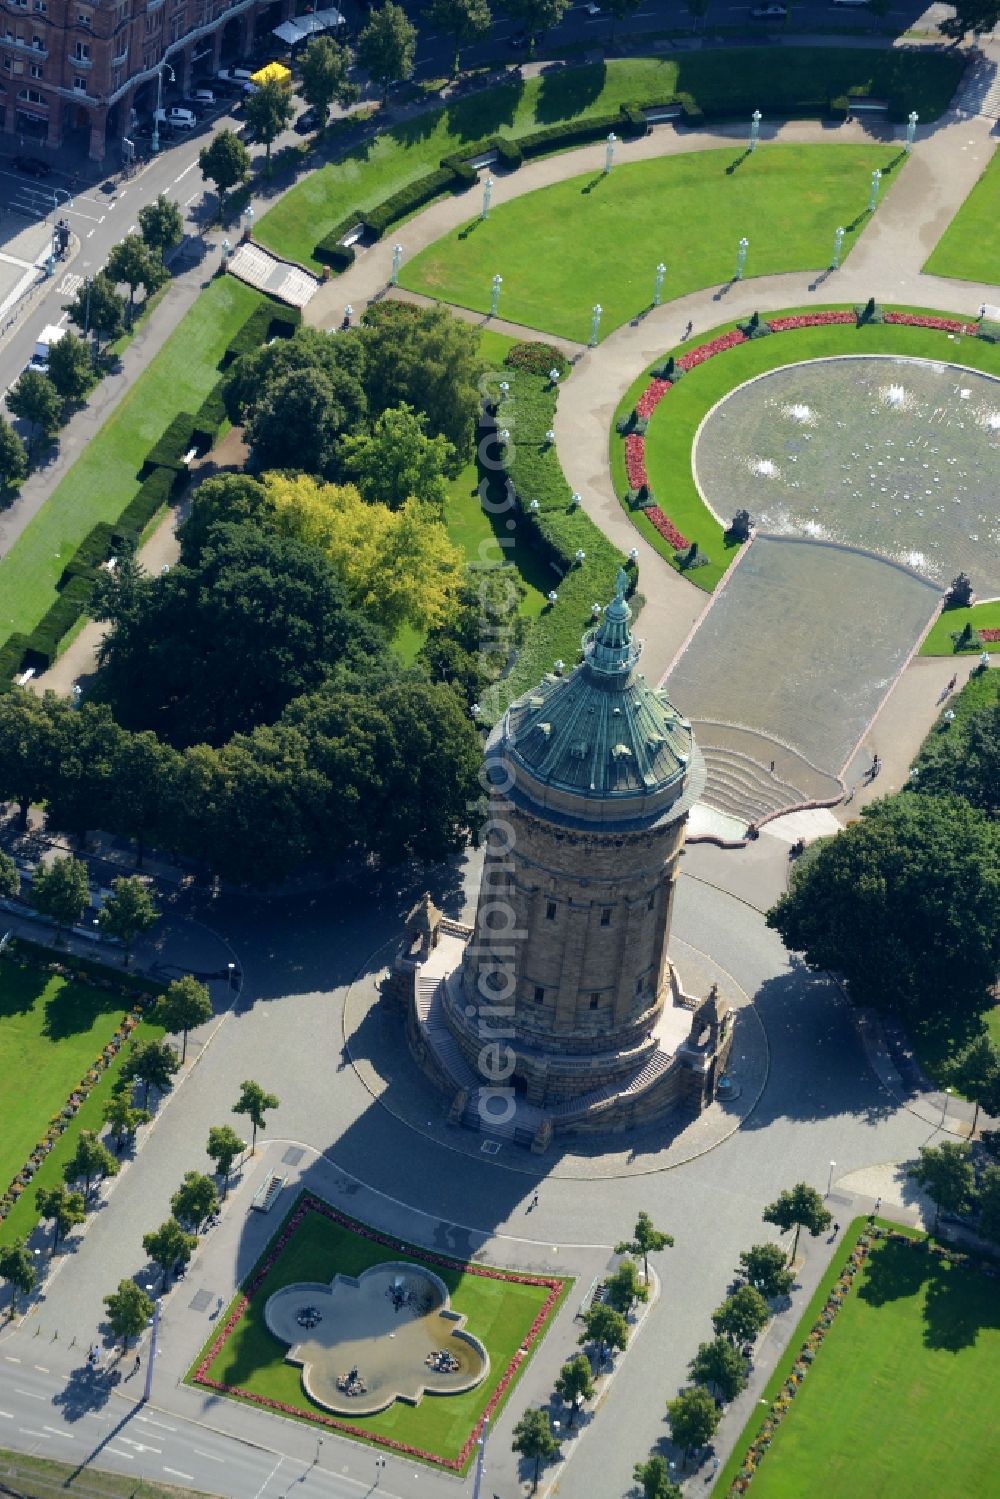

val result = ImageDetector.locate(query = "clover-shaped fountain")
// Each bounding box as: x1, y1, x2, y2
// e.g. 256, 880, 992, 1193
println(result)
264, 1262, 488, 1416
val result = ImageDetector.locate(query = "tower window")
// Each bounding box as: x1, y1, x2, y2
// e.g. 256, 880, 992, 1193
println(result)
647, 891, 655, 911
534, 985, 544, 1004
600, 908, 611, 927
545, 901, 556, 921
635, 976, 644, 995
589, 995, 599, 1010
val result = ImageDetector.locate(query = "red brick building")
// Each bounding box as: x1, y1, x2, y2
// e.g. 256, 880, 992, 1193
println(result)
0, 0, 294, 161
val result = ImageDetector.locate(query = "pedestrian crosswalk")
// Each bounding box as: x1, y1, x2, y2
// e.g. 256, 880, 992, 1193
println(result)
57, 272, 83, 297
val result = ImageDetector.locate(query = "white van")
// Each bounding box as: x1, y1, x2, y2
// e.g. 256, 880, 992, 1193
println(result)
155, 106, 196, 128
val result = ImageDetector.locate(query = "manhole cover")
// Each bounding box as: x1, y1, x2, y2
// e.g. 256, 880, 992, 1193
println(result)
282, 1146, 305, 1167
189, 1289, 213, 1312
480, 1140, 501, 1155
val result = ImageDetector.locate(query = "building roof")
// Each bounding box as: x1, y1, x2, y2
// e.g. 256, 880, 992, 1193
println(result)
502, 570, 699, 807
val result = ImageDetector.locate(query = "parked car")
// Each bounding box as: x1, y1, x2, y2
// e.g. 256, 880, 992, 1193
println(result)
190, 87, 215, 105
12, 155, 51, 177
155, 106, 196, 129
294, 108, 321, 135
750, 3, 787, 13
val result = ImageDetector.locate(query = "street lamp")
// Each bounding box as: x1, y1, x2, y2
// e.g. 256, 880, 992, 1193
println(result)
604, 131, 616, 174
374, 1455, 386, 1487
827, 1160, 836, 1196
151, 62, 176, 155
242, 203, 255, 236
481, 174, 493, 220
142, 1289, 161, 1401
749, 108, 761, 151
868, 167, 881, 214
653, 261, 666, 306
905, 110, 918, 151
390, 242, 403, 286
831, 225, 845, 270
589, 302, 602, 347
490, 273, 502, 317
735, 236, 749, 281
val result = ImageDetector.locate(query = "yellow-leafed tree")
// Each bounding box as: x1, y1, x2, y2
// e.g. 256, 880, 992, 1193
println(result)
264, 473, 463, 636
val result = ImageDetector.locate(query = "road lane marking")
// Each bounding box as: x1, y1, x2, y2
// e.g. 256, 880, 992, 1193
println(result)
163, 1469, 194, 1482
137, 1415, 177, 1431
0, 1410, 13, 1418
5, 1355, 21, 1363
105, 1448, 135, 1460
43, 1426, 74, 1440
253, 1455, 283, 1499
184, 192, 199, 206
19, 1428, 50, 1440
119, 1437, 162, 1454
87, 229, 95, 238
173, 162, 196, 182
14, 1389, 45, 1399
33, 1366, 50, 1373
194, 1448, 224, 1461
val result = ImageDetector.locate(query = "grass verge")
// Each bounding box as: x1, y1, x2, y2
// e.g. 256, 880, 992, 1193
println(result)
401, 145, 901, 343
922, 144, 1000, 284
188, 1194, 568, 1472
0, 1449, 213, 1499
920, 597, 1000, 655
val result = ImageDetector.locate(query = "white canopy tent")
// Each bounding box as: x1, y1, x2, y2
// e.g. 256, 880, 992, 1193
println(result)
272, 8, 345, 45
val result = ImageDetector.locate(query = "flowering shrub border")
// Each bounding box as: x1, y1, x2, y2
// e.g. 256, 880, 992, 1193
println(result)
979, 628, 1000, 642
619, 309, 994, 566
0, 941, 161, 1222
192, 1193, 566, 1471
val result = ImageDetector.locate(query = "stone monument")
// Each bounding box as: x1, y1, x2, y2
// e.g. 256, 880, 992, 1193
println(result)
392, 573, 735, 1149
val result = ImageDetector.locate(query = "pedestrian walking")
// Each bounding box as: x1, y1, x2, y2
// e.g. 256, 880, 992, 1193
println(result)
531, 1191, 539, 1209
874, 1195, 882, 1214
133, 1354, 141, 1374
946, 674, 957, 693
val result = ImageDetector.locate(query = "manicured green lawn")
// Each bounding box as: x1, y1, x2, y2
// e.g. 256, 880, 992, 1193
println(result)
256, 51, 960, 270
400, 146, 899, 343
0, 277, 264, 652
923, 145, 1000, 284
611, 308, 1000, 592
920, 598, 1000, 655
0, 958, 164, 1249
190, 1199, 567, 1469
443, 460, 548, 616
716, 1226, 1000, 1499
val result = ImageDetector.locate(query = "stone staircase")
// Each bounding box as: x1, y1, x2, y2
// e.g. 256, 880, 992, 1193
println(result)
226, 241, 319, 308
691, 720, 843, 829
954, 53, 1000, 118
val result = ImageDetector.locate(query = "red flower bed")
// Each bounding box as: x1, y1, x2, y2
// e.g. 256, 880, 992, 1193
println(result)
624, 433, 648, 489
193, 1194, 565, 1471
676, 328, 746, 371
979, 628, 1000, 642
646, 507, 689, 551
883, 311, 980, 334
636, 378, 671, 419
767, 312, 855, 331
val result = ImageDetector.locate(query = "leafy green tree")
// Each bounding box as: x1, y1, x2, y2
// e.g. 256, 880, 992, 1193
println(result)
423, 0, 490, 73
604, 1257, 648, 1315
170, 1170, 219, 1230
688, 1335, 747, 1402
138, 193, 183, 259
156, 975, 212, 1062
762, 1184, 832, 1264
766, 794, 1000, 1025
338, 403, 454, 511
951, 1033, 1000, 1133
0, 849, 19, 898
244, 78, 295, 171
511, 1407, 558, 1492
0, 1239, 36, 1312
233, 1079, 279, 1153
616, 1210, 674, 1280
63, 270, 125, 355
121, 1039, 179, 1109
978, 1163, 1000, 1246
63, 1130, 119, 1199
97, 875, 159, 961
360, 302, 483, 460
142, 1217, 198, 1288
179, 474, 272, 565
909, 1141, 976, 1231
357, 2, 417, 104
35, 1185, 86, 1253
0, 413, 28, 490
712, 1285, 770, 1347
45, 332, 97, 405
31, 855, 90, 937
665, 1385, 719, 1462
102, 729, 182, 868
299, 35, 359, 126
633, 1454, 682, 1499
578, 1301, 628, 1362
104, 1279, 152, 1350
42, 702, 128, 845
105, 233, 167, 327
0, 689, 66, 828
502, 0, 570, 52
102, 1091, 150, 1152
553, 1353, 593, 1425
222, 324, 366, 430
206, 1124, 246, 1197
940, 0, 1000, 38
913, 700, 1000, 819
738, 1242, 795, 1299
199, 129, 251, 206
6, 369, 62, 455
247, 366, 364, 478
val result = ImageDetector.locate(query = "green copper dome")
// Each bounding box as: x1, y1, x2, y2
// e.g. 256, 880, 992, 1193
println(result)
499, 570, 702, 809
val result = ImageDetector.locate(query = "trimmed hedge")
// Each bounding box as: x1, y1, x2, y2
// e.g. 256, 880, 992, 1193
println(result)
143, 412, 198, 473
222, 302, 301, 365
314, 239, 356, 271
360, 166, 461, 239
0, 633, 30, 687
192, 379, 228, 447
60, 521, 116, 586
113, 466, 175, 542
23, 574, 96, 669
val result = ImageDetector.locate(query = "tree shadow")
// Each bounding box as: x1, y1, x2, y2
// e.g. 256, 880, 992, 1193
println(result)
52, 1362, 117, 1421
923, 1257, 1000, 1352
445, 75, 524, 141
0, 963, 48, 1020
457, 218, 482, 241
42, 977, 124, 1041
726, 148, 752, 175
535, 62, 606, 125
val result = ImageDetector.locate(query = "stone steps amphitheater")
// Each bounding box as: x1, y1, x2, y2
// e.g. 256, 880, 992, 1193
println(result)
691, 721, 844, 830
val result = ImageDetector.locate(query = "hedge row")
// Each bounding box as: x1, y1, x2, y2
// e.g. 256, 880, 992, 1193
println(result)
3, 301, 295, 683
312, 103, 657, 265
